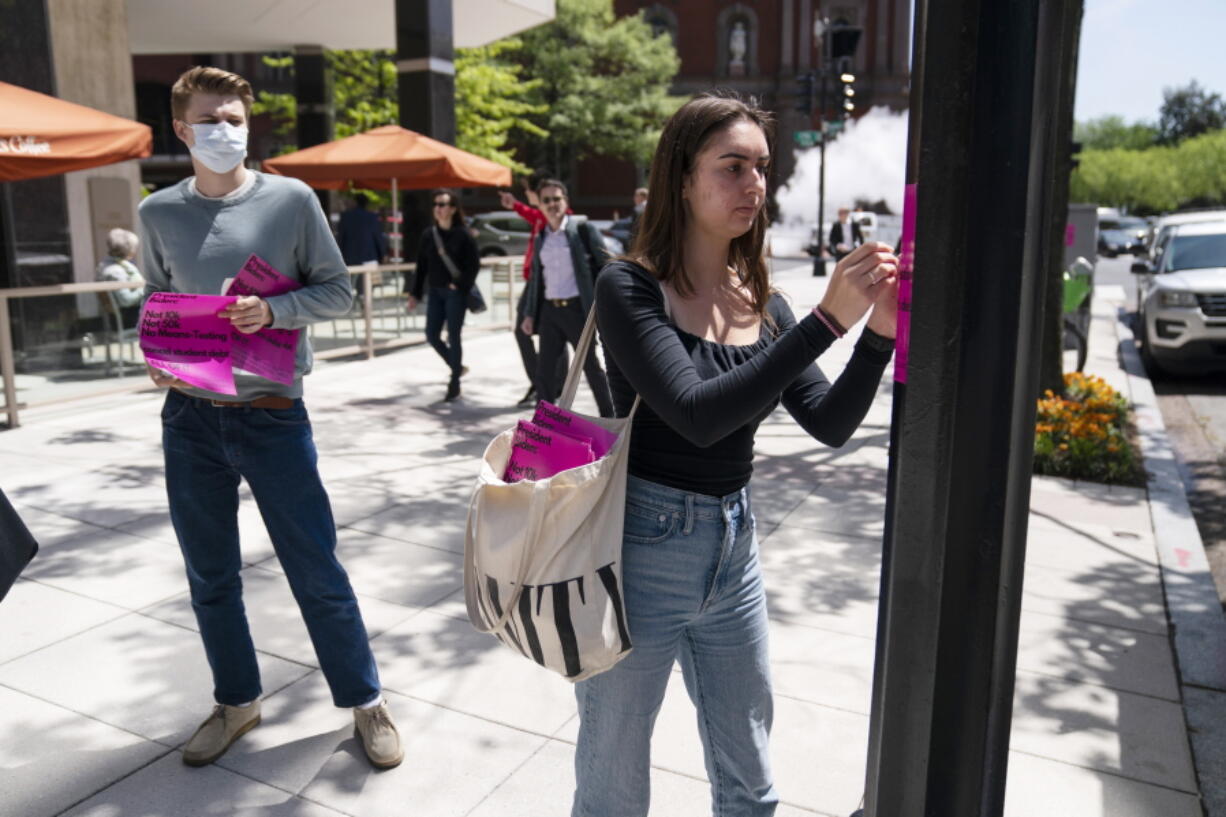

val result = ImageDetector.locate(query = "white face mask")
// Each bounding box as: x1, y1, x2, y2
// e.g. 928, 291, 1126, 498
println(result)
187, 122, 248, 173
634, 201, 646, 214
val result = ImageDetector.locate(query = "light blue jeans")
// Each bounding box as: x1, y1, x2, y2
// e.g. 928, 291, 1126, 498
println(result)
572, 475, 778, 817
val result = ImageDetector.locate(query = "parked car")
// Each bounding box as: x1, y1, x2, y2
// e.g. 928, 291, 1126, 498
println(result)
1146, 209, 1226, 255
1097, 215, 1149, 256
1132, 220, 1226, 376
588, 219, 625, 256
468, 211, 532, 257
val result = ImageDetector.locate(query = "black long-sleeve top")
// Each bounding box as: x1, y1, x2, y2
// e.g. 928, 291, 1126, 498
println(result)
595, 260, 894, 497
408, 221, 480, 299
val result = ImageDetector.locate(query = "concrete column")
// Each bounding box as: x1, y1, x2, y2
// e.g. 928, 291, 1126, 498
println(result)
877, 0, 892, 74
394, 0, 455, 240
781, 0, 795, 74
293, 44, 334, 150
798, 0, 812, 71
47, 0, 142, 315
395, 0, 456, 144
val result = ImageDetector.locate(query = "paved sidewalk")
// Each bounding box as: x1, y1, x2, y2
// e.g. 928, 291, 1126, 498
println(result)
0, 262, 1218, 816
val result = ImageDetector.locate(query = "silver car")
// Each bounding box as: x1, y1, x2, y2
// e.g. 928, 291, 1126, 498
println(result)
469, 211, 533, 257
1133, 220, 1226, 376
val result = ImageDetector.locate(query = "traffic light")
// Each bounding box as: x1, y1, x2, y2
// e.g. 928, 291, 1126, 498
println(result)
838, 62, 855, 119
828, 22, 862, 62
795, 73, 815, 115
825, 21, 861, 120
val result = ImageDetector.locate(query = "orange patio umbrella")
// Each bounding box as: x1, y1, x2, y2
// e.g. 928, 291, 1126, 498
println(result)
0, 82, 152, 183
262, 125, 511, 191
263, 125, 511, 260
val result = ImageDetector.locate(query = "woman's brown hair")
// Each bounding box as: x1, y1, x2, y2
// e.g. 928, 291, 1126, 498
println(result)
629, 91, 776, 317
431, 188, 467, 227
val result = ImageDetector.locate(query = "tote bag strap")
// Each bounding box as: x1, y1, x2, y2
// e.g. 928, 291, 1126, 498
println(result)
465, 479, 550, 633
557, 300, 641, 421
558, 273, 671, 416
432, 226, 463, 284
558, 300, 598, 409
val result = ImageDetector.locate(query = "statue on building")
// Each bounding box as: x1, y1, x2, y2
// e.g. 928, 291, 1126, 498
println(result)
729, 21, 748, 76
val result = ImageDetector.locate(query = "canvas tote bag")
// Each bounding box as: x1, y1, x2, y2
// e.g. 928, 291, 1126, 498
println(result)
464, 302, 639, 681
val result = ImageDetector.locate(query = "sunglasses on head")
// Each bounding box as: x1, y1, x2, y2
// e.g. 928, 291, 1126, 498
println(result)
433, 200, 454, 208
540, 195, 565, 205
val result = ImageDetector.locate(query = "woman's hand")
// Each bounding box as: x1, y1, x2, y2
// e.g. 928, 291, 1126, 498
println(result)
817, 242, 899, 332
865, 269, 900, 339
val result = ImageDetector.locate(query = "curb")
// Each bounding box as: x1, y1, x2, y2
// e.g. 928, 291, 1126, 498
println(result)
1114, 306, 1226, 692
1113, 303, 1226, 815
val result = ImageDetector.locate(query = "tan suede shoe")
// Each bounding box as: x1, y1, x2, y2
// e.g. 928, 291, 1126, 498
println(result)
354, 700, 403, 769
182, 701, 261, 766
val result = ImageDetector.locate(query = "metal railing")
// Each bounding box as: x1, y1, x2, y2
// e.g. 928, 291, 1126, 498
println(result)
0, 255, 524, 428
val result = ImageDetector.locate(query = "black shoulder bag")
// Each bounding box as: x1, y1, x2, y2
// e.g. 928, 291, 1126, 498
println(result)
432, 226, 487, 314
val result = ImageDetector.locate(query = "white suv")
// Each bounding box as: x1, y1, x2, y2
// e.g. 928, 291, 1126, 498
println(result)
1133, 220, 1226, 376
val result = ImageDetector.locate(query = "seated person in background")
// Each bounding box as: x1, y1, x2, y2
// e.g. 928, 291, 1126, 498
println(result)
95, 228, 145, 320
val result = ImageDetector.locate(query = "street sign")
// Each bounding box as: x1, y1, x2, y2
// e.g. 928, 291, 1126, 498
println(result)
823, 120, 845, 136
794, 129, 822, 148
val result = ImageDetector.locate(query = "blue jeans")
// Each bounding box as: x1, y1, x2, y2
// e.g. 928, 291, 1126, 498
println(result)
425, 286, 466, 382
161, 390, 380, 708
572, 475, 777, 817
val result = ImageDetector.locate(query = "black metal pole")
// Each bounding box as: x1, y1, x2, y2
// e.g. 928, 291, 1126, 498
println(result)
814, 70, 828, 276
862, 0, 1075, 813
861, 0, 924, 806
818, 67, 828, 269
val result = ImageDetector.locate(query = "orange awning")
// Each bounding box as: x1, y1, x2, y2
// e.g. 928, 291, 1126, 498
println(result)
262, 125, 511, 190
0, 82, 152, 183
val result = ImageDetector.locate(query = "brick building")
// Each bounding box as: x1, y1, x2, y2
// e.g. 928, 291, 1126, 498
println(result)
571, 0, 911, 218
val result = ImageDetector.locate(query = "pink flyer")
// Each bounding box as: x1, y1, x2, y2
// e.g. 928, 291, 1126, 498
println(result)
139, 292, 238, 394
225, 254, 302, 385
532, 400, 619, 458
504, 420, 596, 483
894, 183, 916, 384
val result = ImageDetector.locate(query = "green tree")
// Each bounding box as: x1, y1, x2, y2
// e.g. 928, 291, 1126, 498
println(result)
1073, 115, 1157, 151
329, 50, 399, 139
455, 38, 548, 174
251, 46, 545, 173
1158, 80, 1226, 145
1069, 129, 1226, 213
515, 0, 682, 178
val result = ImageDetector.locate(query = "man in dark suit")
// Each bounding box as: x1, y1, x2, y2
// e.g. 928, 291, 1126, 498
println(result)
337, 193, 387, 304
828, 206, 864, 261
519, 179, 615, 417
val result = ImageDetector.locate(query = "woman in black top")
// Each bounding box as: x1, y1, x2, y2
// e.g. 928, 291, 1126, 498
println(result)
406, 188, 479, 401
574, 93, 899, 816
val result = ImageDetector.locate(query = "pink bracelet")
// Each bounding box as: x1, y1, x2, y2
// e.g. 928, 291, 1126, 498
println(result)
812, 305, 846, 338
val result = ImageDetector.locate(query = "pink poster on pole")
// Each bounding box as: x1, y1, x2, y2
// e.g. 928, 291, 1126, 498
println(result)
224, 254, 302, 385
139, 292, 238, 394
894, 183, 917, 384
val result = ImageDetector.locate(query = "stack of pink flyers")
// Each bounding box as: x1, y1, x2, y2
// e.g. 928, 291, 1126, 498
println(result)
531, 400, 619, 458
503, 420, 597, 483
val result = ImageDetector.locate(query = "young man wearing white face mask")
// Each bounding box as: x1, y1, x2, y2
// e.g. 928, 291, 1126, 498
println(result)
139, 66, 402, 770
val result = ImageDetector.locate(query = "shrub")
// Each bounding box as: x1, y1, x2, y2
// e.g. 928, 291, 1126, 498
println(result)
1033, 373, 1144, 485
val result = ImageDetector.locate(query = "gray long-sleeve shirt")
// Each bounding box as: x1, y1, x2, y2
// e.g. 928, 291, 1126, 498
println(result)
139, 171, 352, 401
